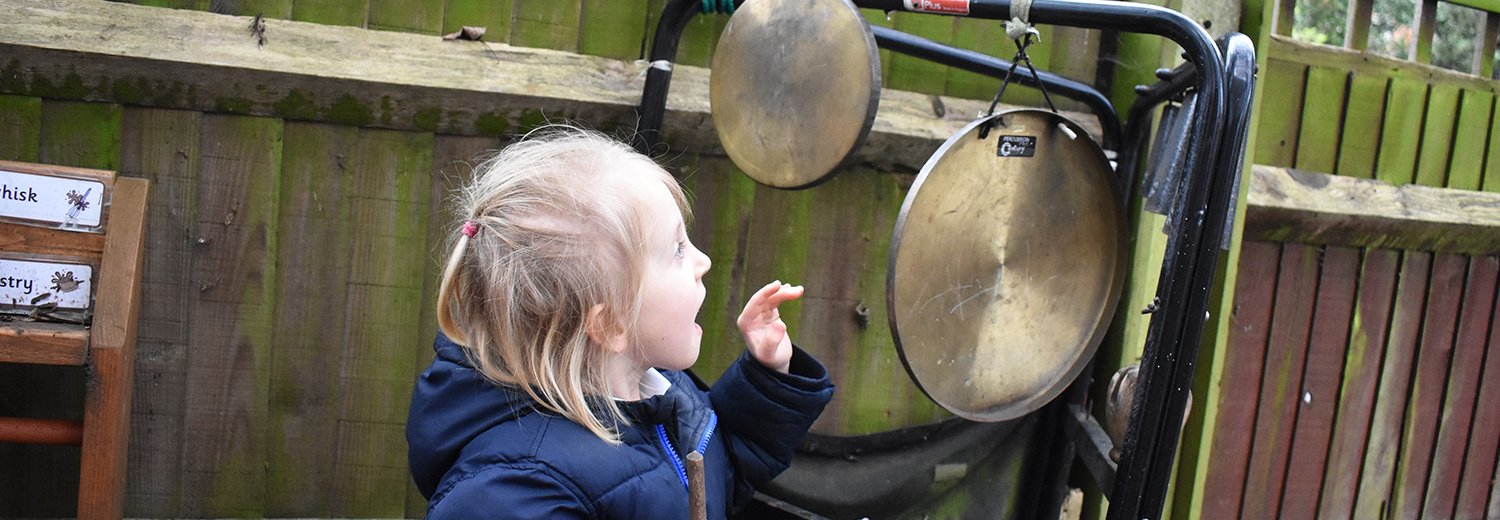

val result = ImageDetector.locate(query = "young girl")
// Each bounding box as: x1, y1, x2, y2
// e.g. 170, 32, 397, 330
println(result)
406, 126, 834, 519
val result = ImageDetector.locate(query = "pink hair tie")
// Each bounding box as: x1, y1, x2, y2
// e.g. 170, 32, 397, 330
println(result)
461, 221, 479, 238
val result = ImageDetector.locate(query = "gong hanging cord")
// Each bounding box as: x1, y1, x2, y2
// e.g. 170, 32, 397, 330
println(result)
979, 0, 1060, 138
701, 0, 735, 14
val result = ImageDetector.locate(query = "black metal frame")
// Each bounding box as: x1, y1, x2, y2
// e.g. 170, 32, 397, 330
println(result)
632, 2, 1256, 519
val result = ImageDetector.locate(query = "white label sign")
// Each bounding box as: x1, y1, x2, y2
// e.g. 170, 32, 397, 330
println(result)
0, 169, 106, 227
0, 259, 92, 309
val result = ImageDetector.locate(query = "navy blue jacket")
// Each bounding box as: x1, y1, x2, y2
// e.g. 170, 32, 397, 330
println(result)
407, 333, 834, 519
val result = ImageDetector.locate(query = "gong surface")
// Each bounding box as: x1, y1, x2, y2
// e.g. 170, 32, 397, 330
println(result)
710, 0, 880, 189
887, 110, 1126, 422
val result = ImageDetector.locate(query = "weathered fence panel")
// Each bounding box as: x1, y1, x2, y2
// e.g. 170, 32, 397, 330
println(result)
1202, 238, 1500, 520
0, 0, 1141, 516
0, 97, 956, 516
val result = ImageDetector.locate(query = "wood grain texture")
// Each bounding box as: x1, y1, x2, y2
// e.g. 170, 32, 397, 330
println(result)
1272, 0, 1296, 36
1267, 35, 1500, 92
1455, 259, 1500, 518
1352, 251, 1431, 519
796, 171, 868, 433
684, 156, 757, 385
1445, 89, 1493, 191
1278, 246, 1360, 520
1345, 0, 1374, 49
946, 17, 1007, 101
1414, 83, 1459, 188
369, 0, 443, 34
1254, 58, 1308, 167
580, 0, 648, 62
1239, 244, 1320, 520
407, 133, 502, 517
887, 12, 953, 96
209, 0, 293, 18
1389, 253, 1466, 520
1295, 66, 1349, 174
741, 184, 811, 363
1477, 13, 1500, 78
264, 122, 357, 517
179, 114, 282, 517
135, 0, 210, 9
853, 170, 944, 432
1335, 74, 1387, 178
334, 128, 432, 517
0, 0, 1010, 174
1244, 165, 1500, 255
118, 106, 201, 516
0, 95, 42, 162
1316, 248, 1399, 520
1411, 0, 1438, 64
799, 168, 942, 434
0, 223, 107, 259
2, 99, 125, 516
511, 0, 580, 52
1198, 240, 1281, 517
1108, 27, 1166, 112
1487, 97, 1500, 193
39, 101, 122, 173
0, 324, 89, 365
1047, 26, 1100, 94
1420, 254, 1498, 519
290, 0, 368, 27
78, 175, 148, 520
1375, 77, 1428, 186
675, 10, 728, 69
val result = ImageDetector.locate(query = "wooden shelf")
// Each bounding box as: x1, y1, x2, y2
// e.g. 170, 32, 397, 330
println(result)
0, 320, 90, 365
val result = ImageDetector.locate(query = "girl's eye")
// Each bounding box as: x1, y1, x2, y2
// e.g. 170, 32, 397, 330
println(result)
675, 241, 686, 259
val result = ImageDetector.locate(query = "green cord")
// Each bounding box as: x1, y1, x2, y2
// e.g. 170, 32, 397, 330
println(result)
702, 0, 735, 14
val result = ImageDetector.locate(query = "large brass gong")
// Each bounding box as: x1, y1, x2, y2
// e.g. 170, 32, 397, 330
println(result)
887, 110, 1127, 422
709, 0, 881, 189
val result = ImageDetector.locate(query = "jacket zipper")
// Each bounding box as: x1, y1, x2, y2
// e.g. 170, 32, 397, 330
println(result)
655, 411, 718, 491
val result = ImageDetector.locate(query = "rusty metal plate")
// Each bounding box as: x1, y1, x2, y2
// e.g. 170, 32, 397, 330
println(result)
710, 0, 880, 189
887, 109, 1127, 422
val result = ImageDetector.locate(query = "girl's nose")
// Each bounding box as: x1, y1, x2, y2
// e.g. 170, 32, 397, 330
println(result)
692, 243, 711, 279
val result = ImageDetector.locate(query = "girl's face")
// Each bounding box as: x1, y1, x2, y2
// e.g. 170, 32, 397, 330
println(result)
629, 173, 711, 371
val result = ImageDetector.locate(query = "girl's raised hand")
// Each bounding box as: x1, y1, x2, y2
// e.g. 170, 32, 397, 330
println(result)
737, 281, 804, 373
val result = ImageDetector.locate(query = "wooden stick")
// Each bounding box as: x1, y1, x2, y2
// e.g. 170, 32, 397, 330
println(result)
686, 451, 706, 520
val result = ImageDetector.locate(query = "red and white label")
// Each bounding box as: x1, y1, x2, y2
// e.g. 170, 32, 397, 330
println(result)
903, 0, 970, 15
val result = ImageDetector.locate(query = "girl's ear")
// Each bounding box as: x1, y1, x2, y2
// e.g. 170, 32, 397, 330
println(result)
586, 304, 629, 354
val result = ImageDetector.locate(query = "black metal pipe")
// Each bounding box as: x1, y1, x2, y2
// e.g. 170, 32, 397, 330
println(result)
1110, 33, 1253, 520
855, 3, 1233, 518
869, 25, 1122, 150
633, 2, 1249, 518
850, 3, 1234, 519
633, 0, 706, 154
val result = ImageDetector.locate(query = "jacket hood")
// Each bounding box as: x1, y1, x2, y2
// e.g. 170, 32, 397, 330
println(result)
406, 333, 537, 500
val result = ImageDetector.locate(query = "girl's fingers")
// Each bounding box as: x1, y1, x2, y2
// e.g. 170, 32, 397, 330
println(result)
769, 284, 804, 305
746, 281, 801, 315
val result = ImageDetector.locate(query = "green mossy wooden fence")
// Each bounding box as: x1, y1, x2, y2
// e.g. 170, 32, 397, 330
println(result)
0, 0, 1165, 517
0, 98, 952, 518
1181, 8, 1500, 519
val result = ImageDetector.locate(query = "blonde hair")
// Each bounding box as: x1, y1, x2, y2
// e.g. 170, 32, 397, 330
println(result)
436, 126, 689, 443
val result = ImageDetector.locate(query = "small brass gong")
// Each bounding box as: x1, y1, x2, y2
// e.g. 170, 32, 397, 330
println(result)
887, 110, 1127, 422
710, 0, 880, 189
